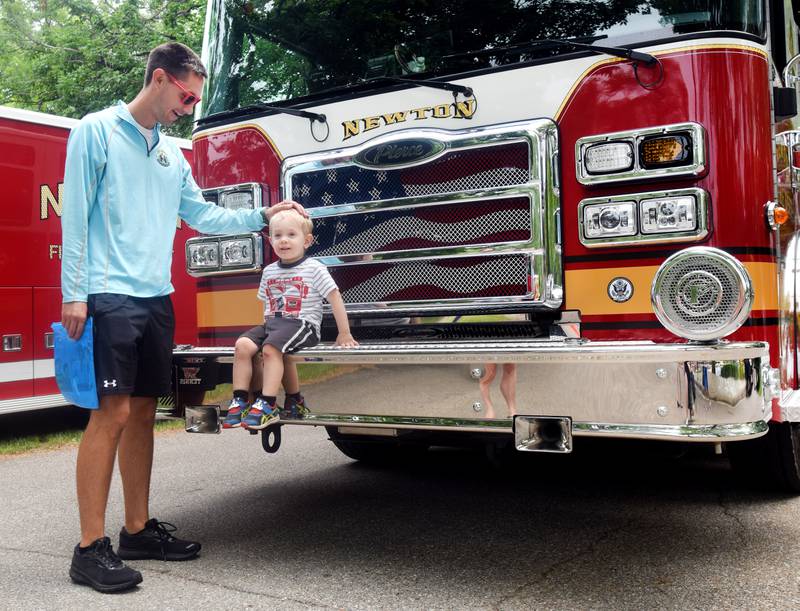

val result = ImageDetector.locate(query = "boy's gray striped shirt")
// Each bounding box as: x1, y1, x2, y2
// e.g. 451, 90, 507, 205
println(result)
257, 257, 338, 331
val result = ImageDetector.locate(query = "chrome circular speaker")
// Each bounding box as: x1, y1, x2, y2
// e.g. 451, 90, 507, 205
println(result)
651, 247, 753, 341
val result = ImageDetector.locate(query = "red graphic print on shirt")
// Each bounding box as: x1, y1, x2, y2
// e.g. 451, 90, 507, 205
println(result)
267, 276, 309, 318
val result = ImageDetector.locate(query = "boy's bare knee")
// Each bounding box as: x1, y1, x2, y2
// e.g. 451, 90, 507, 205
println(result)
262, 344, 282, 360
235, 337, 258, 357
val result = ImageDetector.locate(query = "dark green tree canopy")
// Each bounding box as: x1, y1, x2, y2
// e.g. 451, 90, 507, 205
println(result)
0, 0, 205, 136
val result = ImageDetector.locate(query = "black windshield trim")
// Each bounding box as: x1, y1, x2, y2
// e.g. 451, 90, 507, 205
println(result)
195, 30, 766, 133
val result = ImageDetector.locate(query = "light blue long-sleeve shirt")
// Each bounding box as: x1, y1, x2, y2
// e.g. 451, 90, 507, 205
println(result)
61, 101, 265, 302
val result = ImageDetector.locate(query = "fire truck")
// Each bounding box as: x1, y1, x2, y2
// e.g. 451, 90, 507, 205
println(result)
0, 106, 197, 416
174, 0, 800, 490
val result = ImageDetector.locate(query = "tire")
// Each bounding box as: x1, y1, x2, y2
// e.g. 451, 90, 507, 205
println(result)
727, 421, 800, 493
326, 426, 428, 465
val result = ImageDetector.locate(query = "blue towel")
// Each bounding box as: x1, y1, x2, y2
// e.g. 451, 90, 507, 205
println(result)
52, 318, 98, 409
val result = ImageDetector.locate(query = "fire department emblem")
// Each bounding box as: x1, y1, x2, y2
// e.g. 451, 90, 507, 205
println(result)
607, 277, 633, 303
156, 148, 170, 167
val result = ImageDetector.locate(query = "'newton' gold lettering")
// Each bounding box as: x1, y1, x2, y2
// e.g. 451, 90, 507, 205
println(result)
342, 97, 478, 139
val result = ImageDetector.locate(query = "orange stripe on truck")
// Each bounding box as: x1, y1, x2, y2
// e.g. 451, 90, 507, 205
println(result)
565, 261, 777, 317
196, 262, 779, 328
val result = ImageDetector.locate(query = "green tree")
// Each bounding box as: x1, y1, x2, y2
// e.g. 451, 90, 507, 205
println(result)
0, 0, 206, 136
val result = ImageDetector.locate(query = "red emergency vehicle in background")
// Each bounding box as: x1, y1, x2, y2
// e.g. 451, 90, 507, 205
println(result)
0, 105, 197, 415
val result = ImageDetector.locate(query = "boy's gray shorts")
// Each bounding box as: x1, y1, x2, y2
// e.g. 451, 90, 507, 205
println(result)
240, 317, 320, 354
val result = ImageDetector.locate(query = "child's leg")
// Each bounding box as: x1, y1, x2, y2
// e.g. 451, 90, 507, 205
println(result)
249, 352, 263, 400
261, 344, 285, 397
225, 336, 259, 428
281, 358, 309, 418
281, 356, 300, 395
232, 337, 259, 392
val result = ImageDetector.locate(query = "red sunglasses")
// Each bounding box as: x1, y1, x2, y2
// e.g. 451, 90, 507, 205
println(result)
165, 72, 202, 106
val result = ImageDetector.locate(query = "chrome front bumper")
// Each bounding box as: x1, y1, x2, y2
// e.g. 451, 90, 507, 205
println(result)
175, 339, 773, 442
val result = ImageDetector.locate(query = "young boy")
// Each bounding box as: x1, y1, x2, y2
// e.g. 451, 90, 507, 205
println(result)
224, 209, 358, 430
222, 329, 304, 428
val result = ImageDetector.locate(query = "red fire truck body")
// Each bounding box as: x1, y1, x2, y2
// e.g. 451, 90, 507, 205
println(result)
0, 106, 198, 415
172, 1, 800, 489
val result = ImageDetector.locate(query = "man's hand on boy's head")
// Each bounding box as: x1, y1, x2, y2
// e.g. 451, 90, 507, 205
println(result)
334, 332, 359, 348
264, 199, 308, 222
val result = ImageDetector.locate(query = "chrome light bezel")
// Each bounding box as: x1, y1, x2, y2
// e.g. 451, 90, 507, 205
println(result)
578, 188, 709, 248
640, 195, 698, 235
185, 232, 263, 277
186, 239, 219, 271
650, 246, 754, 342
582, 201, 638, 239
583, 141, 635, 174
219, 234, 263, 270
202, 182, 263, 211
576, 122, 706, 185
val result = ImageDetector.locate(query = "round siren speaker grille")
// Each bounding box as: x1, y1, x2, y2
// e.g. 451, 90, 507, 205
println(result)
651, 247, 753, 341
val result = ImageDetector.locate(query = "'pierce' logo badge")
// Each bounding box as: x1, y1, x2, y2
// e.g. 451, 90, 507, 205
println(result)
354, 139, 445, 168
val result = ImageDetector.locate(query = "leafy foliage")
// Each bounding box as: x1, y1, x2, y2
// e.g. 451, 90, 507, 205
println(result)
0, 0, 206, 136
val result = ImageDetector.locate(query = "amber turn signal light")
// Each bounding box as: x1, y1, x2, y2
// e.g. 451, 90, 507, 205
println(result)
640, 133, 692, 168
766, 201, 790, 231
773, 206, 790, 225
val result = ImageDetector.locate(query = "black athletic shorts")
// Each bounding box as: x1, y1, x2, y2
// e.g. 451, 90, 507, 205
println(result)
240, 317, 319, 354
88, 293, 175, 397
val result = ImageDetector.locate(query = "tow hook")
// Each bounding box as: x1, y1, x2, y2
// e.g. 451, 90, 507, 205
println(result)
251, 425, 282, 453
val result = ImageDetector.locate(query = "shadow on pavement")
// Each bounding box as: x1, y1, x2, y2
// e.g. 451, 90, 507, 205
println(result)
0, 406, 89, 442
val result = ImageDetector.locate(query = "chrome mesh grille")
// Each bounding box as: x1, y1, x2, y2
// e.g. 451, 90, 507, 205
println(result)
281, 119, 560, 315
310, 197, 531, 257
330, 254, 530, 304
290, 141, 530, 207
658, 254, 742, 332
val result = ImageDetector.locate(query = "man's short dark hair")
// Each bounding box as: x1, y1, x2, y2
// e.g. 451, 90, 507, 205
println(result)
145, 42, 207, 85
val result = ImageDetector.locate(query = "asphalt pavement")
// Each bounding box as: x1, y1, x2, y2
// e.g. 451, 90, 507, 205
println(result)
1, 423, 800, 610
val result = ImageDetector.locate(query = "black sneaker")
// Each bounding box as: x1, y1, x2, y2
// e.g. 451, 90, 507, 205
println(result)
69, 537, 143, 593
117, 519, 201, 561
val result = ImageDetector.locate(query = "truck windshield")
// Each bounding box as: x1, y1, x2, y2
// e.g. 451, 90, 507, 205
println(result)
199, 0, 764, 118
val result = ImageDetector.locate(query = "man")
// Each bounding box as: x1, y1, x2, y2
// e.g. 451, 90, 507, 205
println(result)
61, 42, 302, 593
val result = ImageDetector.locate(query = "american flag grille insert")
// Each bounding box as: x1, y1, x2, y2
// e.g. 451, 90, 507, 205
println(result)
291, 141, 530, 207
330, 254, 530, 304
310, 196, 532, 257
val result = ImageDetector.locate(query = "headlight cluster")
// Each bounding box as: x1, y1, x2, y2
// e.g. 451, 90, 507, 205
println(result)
202, 183, 262, 211
186, 233, 263, 277
579, 188, 708, 247
576, 123, 705, 185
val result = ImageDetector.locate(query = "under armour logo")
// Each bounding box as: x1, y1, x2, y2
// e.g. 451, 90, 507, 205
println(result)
103, 379, 118, 388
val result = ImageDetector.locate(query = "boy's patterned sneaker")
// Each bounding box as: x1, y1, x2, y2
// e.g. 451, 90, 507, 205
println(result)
241, 397, 280, 430
222, 397, 248, 429
282, 394, 309, 419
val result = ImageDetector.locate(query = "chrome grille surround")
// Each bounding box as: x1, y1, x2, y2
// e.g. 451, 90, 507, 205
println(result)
282, 119, 561, 316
